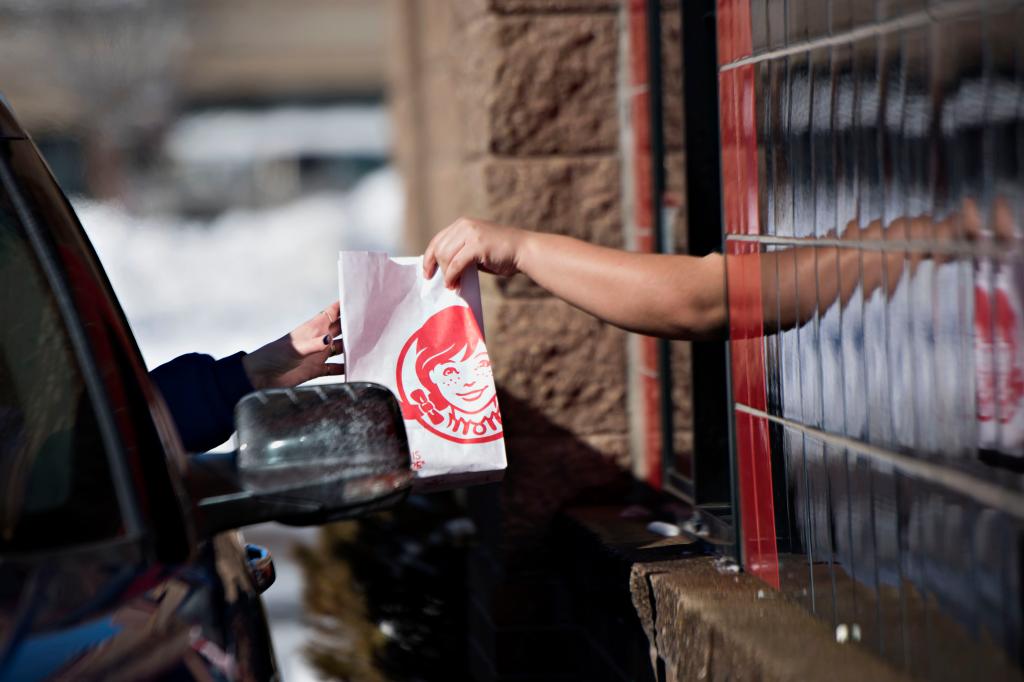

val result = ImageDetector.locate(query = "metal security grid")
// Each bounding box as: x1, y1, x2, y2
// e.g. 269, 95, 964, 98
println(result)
720, 0, 1024, 677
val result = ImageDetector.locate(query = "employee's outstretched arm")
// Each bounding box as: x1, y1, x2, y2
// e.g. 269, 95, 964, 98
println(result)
423, 218, 728, 340
424, 198, 996, 342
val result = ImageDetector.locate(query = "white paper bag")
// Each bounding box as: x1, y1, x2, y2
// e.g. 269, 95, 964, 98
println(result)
338, 252, 506, 491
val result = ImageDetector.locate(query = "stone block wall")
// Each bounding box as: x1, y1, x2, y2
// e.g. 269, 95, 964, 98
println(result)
390, 0, 633, 546
388, 0, 692, 678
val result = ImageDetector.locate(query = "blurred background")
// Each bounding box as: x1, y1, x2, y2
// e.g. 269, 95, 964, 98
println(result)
0, 0, 401, 366
0, 1, 403, 680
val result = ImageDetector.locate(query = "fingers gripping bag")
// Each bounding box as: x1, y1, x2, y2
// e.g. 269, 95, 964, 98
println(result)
338, 252, 506, 491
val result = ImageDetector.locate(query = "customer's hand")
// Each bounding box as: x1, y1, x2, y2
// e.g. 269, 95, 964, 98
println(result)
423, 217, 528, 288
242, 301, 344, 389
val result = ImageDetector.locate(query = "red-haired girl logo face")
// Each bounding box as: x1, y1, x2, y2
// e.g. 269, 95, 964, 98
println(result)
397, 306, 502, 444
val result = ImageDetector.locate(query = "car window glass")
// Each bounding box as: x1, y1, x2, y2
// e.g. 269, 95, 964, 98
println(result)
4, 138, 196, 561
0, 195, 123, 552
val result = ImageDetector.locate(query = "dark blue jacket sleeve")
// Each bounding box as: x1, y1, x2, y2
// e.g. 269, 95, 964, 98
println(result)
149, 351, 255, 453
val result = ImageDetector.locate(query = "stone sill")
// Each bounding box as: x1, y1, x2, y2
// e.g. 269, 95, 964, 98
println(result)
559, 506, 907, 682
630, 557, 910, 682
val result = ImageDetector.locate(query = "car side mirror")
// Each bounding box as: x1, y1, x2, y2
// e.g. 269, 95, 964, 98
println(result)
188, 383, 412, 537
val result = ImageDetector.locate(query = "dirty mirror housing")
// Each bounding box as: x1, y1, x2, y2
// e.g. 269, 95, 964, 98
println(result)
191, 383, 412, 535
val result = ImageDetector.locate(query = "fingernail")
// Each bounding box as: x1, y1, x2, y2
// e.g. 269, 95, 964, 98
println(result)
323, 335, 331, 345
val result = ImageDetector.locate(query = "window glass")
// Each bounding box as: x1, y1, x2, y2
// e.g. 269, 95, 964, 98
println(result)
0, 193, 123, 552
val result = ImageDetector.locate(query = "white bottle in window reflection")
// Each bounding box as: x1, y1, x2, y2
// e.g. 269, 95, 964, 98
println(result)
975, 259, 1024, 456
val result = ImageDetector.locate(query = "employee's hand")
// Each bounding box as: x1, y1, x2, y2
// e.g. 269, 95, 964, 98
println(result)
423, 217, 528, 288
242, 301, 344, 389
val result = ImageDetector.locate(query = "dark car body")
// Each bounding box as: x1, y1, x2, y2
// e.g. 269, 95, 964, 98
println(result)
0, 98, 280, 681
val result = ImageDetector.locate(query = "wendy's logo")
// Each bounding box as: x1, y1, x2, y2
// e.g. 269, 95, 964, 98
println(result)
976, 285, 1024, 425
396, 305, 502, 444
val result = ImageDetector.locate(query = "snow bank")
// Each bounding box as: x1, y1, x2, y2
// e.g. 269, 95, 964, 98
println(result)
78, 165, 405, 369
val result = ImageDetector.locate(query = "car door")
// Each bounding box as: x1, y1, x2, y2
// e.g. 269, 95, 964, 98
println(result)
0, 101, 278, 681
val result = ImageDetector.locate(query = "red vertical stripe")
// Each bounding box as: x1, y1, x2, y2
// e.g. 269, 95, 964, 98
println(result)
750, 415, 777, 585
740, 64, 760, 235
716, 0, 732, 65
733, 410, 778, 587
719, 69, 739, 235
628, 0, 662, 489
735, 0, 753, 59
733, 408, 757, 566
720, 0, 778, 589
734, 67, 750, 237
726, 243, 779, 589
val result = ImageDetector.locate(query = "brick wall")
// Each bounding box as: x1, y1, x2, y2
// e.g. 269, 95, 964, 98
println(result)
389, 1, 691, 678
391, 0, 632, 540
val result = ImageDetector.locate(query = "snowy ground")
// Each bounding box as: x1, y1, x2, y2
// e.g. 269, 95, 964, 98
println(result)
78, 165, 405, 682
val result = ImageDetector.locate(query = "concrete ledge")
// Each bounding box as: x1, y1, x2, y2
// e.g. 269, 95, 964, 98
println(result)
630, 558, 909, 682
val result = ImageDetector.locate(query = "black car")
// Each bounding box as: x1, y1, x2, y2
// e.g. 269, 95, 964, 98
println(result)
0, 97, 412, 681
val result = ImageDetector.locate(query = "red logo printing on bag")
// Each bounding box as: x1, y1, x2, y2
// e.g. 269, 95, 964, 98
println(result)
396, 305, 503, 444
976, 285, 1024, 424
